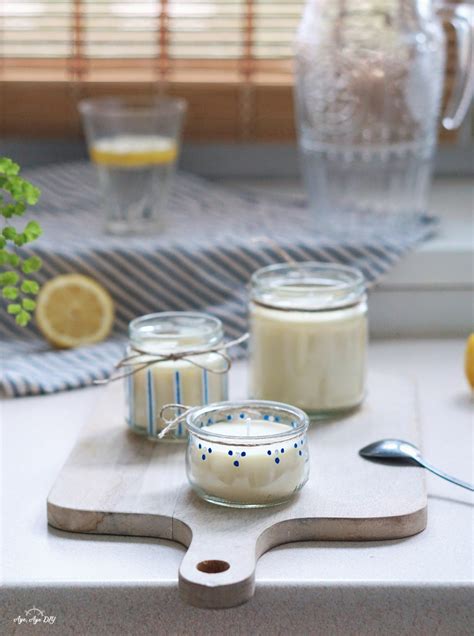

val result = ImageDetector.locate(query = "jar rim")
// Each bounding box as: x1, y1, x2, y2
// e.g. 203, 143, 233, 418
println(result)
78, 95, 187, 118
129, 311, 223, 353
250, 261, 366, 311
186, 400, 309, 444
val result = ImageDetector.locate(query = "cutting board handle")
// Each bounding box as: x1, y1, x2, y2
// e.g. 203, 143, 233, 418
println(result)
179, 531, 258, 608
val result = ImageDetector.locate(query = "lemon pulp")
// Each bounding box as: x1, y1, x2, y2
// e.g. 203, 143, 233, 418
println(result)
90, 134, 178, 167
36, 274, 115, 349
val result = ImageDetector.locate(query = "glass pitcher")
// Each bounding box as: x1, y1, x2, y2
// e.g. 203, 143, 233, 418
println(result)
294, 0, 473, 234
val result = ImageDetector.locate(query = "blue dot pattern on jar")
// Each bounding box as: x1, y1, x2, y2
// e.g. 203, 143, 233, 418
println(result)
299, 450, 302, 456
201, 454, 206, 461
267, 450, 271, 455
233, 460, 239, 467
239, 413, 245, 419
198, 443, 202, 449
226, 414, 232, 420
208, 448, 212, 453
241, 451, 246, 457
228, 450, 233, 456
294, 443, 298, 448
275, 457, 280, 464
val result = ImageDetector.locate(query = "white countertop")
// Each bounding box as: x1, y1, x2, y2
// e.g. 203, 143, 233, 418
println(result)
1, 339, 473, 635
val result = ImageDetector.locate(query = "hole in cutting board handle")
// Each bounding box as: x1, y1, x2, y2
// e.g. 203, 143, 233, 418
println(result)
197, 560, 230, 574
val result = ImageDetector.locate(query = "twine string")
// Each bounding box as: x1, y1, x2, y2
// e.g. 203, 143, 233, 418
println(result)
94, 332, 249, 385
158, 403, 193, 439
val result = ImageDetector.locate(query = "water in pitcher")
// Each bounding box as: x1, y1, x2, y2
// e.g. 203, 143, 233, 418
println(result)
90, 135, 178, 235
294, 0, 448, 235
299, 139, 435, 232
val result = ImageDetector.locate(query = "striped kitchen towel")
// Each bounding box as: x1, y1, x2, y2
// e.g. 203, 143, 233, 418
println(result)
0, 161, 437, 397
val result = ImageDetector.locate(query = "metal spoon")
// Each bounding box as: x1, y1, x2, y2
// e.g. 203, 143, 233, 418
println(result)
359, 439, 474, 492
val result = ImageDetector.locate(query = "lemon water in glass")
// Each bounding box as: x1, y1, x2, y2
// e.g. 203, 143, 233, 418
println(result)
79, 97, 186, 235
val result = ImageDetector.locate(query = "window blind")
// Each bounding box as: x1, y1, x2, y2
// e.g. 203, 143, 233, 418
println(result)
2, 1, 300, 80
0, 1, 464, 141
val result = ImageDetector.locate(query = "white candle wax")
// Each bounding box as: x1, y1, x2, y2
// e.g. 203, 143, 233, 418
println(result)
250, 300, 367, 414
187, 420, 309, 506
127, 352, 227, 437
126, 313, 228, 439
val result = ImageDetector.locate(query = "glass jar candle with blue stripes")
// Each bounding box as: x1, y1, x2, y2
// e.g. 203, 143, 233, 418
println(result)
249, 262, 367, 419
185, 400, 310, 508
126, 312, 228, 441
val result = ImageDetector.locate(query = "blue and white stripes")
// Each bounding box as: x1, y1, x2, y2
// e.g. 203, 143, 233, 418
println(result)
202, 369, 209, 405
174, 370, 183, 438
146, 369, 155, 437
0, 161, 437, 397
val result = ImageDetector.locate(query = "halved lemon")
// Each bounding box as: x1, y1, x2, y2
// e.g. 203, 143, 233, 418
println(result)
465, 333, 474, 390
90, 134, 178, 167
36, 274, 114, 349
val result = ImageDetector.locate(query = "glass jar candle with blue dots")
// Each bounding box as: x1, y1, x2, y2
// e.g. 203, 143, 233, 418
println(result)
125, 312, 228, 441
185, 400, 310, 508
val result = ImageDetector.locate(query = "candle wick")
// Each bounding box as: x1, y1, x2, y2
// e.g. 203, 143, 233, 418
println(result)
245, 417, 251, 436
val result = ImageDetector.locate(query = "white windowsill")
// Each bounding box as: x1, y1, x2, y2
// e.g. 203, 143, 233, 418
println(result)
220, 176, 474, 337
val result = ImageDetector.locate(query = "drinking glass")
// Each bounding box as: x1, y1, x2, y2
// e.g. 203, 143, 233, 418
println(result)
79, 96, 186, 235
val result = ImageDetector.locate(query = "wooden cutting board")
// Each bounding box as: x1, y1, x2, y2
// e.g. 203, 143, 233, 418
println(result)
47, 373, 427, 609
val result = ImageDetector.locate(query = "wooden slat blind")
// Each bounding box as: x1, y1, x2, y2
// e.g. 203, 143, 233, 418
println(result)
0, 0, 462, 141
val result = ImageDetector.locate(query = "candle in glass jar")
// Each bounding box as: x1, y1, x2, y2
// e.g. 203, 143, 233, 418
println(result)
185, 401, 310, 508
249, 263, 367, 418
125, 312, 228, 441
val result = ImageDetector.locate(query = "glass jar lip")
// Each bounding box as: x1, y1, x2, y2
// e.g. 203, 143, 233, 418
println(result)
78, 95, 187, 118
186, 400, 309, 444
129, 311, 223, 353
250, 261, 366, 311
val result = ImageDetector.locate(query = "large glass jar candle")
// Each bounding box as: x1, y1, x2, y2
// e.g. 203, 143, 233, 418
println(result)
249, 263, 367, 418
125, 312, 228, 441
185, 400, 310, 508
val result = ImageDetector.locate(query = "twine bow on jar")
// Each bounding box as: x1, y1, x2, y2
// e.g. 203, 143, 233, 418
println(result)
158, 403, 193, 439
157, 403, 265, 440
94, 332, 249, 385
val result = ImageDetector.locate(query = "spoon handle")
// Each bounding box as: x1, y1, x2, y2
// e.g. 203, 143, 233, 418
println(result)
417, 459, 474, 492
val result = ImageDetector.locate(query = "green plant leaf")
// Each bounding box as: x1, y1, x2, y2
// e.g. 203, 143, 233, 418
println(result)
2, 286, 19, 300
0, 271, 19, 286
0, 249, 18, 266
24, 220, 42, 240
7, 303, 21, 314
14, 233, 27, 247
0, 157, 20, 176
21, 279, 40, 294
12, 201, 27, 216
7, 252, 20, 267
0, 157, 43, 328
0, 201, 27, 218
22, 256, 42, 273
2, 226, 17, 240
22, 298, 37, 311
16, 310, 31, 326
23, 183, 41, 205
1, 204, 16, 218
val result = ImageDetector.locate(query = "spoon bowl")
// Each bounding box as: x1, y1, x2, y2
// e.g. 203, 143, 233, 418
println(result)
359, 438, 474, 491
359, 439, 421, 463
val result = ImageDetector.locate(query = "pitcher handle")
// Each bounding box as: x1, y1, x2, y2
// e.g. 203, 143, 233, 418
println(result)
437, 2, 474, 130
